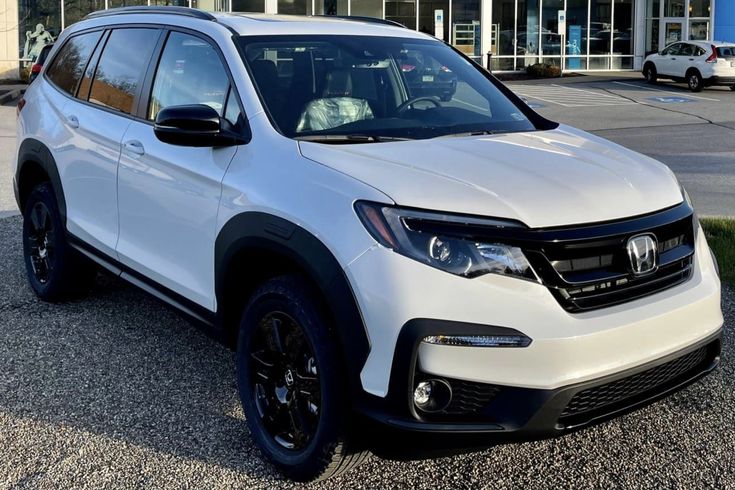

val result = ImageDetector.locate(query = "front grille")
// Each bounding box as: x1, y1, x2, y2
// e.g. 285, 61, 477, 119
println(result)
523, 205, 696, 312
560, 345, 709, 423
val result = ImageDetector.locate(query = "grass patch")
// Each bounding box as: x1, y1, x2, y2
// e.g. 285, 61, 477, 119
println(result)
700, 217, 735, 286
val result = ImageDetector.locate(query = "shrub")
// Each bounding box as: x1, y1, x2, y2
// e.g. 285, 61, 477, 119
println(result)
525, 63, 562, 78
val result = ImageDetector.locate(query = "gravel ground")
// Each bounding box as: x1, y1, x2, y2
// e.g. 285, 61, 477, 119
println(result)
0, 215, 733, 489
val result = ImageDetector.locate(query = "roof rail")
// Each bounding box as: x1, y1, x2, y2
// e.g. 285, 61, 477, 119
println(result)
84, 6, 216, 21
317, 15, 407, 29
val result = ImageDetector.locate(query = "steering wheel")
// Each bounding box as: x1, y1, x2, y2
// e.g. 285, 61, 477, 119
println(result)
396, 96, 442, 114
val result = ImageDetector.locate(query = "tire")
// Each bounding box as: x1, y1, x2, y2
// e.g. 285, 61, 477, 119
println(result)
236, 275, 368, 481
643, 63, 657, 84
687, 70, 703, 92
22, 182, 95, 301
730, 84, 735, 91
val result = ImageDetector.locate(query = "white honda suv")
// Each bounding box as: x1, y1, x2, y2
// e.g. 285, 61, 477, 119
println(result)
14, 7, 723, 481
643, 40, 735, 91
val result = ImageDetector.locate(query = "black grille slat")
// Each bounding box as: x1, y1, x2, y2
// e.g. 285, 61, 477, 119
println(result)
443, 379, 501, 415
524, 209, 696, 312
560, 346, 709, 421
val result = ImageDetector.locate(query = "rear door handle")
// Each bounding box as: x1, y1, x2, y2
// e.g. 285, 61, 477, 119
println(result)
66, 115, 79, 129
123, 140, 145, 156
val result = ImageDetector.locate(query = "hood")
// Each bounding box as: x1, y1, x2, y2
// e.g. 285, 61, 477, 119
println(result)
298, 125, 683, 228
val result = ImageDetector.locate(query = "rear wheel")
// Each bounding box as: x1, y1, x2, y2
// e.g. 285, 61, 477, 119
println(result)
22, 183, 95, 301
730, 84, 735, 91
643, 63, 657, 84
236, 275, 368, 481
687, 70, 703, 92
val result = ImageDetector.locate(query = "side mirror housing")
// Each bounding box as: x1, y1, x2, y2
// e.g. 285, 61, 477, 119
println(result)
154, 104, 247, 147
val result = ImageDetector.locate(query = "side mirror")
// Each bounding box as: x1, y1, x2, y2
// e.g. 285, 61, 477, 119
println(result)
154, 104, 246, 147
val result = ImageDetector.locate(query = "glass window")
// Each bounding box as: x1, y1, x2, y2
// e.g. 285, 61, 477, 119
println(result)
240, 35, 537, 140
278, 0, 310, 14
664, 0, 684, 17
19, 0, 60, 62
541, 0, 563, 56
150, 0, 189, 6
418, 1, 449, 42
590, 0, 612, 55
689, 20, 709, 41
190, 0, 228, 11
351, 0, 383, 18
386, 0, 417, 30
232, 0, 265, 11
566, 0, 588, 68
45, 31, 102, 95
645, 0, 660, 17
492, 0, 515, 57
63, 0, 104, 28
88, 28, 160, 114
645, 19, 659, 54
451, 0, 479, 58
613, 0, 633, 55
148, 32, 231, 120
689, 0, 710, 17
518, 0, 540, 60
314, 0, 347, 15
108, 0, 147, 6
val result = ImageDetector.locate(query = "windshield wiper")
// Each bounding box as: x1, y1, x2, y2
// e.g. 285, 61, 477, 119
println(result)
295, 134, 412, 143
436, 130, 505, 139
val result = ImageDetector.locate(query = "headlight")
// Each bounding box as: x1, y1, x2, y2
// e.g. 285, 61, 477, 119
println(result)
355, 201, 537, 281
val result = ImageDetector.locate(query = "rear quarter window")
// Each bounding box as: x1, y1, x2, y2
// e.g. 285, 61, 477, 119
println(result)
45, 31, 102, 96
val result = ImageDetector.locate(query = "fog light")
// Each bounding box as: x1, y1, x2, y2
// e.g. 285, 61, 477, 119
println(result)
413, 381, 432, 406
422, 334, 531, 348
413, 378, 452, 412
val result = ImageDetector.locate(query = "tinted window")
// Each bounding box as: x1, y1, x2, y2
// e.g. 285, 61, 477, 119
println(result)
240, 35, 535, 140
89, 28, 160, 114
717, 46, 735, 58
37, 43, 54, 65
46, 32, 101, 95
148, 32, 230, 120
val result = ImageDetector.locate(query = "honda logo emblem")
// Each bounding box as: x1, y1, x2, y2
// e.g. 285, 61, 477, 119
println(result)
626, 234, 658, 275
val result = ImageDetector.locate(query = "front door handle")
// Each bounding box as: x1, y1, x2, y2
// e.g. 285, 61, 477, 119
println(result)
66, 115, 79, 129
123, 140, 145, 156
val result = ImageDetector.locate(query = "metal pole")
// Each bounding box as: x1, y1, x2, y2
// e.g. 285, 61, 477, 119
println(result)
486, 51, 493, 72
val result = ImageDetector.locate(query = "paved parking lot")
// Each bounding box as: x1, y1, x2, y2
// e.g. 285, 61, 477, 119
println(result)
1, 79, 734, 488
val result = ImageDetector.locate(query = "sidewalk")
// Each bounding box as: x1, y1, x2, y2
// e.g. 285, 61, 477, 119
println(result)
499, 70, 644, 85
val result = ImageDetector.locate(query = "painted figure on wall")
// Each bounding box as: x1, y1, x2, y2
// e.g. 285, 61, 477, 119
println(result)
23, 23, 54, 61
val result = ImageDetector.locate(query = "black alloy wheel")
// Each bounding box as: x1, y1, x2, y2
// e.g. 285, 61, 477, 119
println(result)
26, 201, 55, 284
250, 310, 321, 450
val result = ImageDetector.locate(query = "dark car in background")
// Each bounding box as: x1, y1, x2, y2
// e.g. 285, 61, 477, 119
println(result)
29, 43, 54, 83
399, 49, 457, 101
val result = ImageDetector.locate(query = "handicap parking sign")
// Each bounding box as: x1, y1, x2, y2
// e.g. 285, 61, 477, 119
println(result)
648, 96, 695, 104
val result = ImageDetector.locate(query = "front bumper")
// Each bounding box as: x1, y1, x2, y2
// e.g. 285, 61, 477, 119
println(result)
359, 326, 721, 438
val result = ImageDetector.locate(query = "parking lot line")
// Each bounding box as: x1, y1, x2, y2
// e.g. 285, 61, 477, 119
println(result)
611, 81, 720, 102
511, 84, 637, 108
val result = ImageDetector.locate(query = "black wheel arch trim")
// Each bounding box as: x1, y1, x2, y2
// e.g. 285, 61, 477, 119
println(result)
16, 138, 67, 222
215, 211, 371, 401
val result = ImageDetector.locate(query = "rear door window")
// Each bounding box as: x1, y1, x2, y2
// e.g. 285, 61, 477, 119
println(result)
45, 31, 102, 96
88, 28, 160, 114
716, 46, 735, 58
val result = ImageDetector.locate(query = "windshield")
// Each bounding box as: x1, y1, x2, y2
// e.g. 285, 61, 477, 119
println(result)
238, 35, 538, 141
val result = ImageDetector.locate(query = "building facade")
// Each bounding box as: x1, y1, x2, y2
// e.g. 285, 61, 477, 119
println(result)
1, 0, 731, 79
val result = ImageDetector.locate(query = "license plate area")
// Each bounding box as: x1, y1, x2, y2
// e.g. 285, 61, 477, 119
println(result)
422, 75, 434, 82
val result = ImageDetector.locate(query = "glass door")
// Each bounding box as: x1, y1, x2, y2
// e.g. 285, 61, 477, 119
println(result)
661, 20, 684, 48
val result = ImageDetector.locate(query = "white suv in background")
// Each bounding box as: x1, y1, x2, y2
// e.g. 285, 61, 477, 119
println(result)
643, 40, 735, 91
14, 7, 723, 481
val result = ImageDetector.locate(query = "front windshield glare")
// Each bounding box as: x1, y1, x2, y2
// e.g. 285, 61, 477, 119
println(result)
239, 35, 536, 141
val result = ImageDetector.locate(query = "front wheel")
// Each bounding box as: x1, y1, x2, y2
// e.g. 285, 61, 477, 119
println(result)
687, 70, 703, 92
730, 84, 735, 91
236, 276, 368, 481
